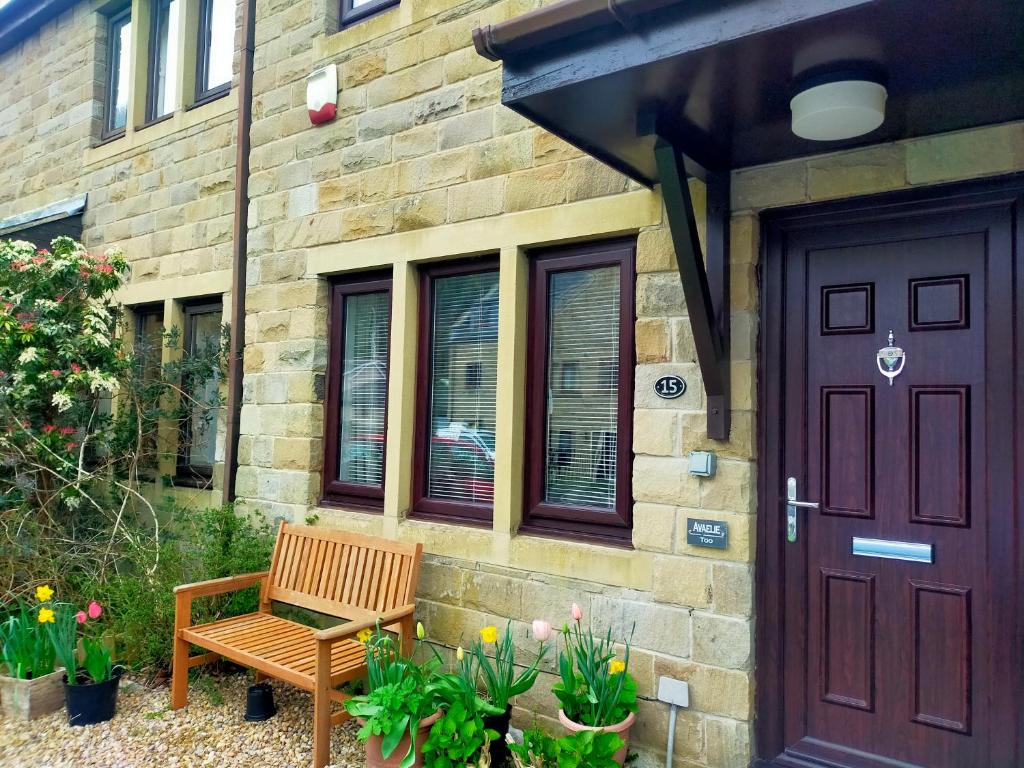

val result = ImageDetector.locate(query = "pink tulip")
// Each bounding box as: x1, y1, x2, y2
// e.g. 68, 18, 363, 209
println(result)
571, 603, 583, 622
76, 611, 87, 624
532, 619, 552, 643
87, 601, 102, 620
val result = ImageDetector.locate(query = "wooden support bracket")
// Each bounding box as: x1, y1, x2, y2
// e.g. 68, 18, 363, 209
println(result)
651, 134, 731, 439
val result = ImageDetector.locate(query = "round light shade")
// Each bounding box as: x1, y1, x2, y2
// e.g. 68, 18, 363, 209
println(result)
790, 80, 887, 141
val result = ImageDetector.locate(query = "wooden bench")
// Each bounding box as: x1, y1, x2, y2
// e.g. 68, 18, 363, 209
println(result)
171, 522, 423, 768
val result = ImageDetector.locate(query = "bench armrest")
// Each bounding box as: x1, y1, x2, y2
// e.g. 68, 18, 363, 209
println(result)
314, 603, 417, 644
174, 572, 269, 598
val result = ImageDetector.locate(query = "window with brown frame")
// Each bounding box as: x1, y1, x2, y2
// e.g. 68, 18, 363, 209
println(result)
339, 0, 399, 28
176, 301, 222, 483
103, 7, 132, 138
412, 259, 499, 524
195, 0, 233, 104
146, 0, 180, 123
322, 274, 392, 508
132, 304, 164, 476
523, 239, 636, 543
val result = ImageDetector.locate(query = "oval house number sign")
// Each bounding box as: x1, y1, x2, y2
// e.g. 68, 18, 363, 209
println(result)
654, 375, 687, 399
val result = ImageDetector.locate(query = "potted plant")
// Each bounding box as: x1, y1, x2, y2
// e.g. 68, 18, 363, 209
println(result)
345, 622, 444, 768
552, 603, 638, 766
0, 586, 63, 720
41, 596, 123, 726
508, 725, 624, 768
422, 644, 503, 768
470, 620, 550, 765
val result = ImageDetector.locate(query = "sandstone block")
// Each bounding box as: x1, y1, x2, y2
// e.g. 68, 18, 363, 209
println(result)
631, 503, 677, 553
636, 318, 669, 363
652, 555, 711, 609
504, 163, 567, 212
633, 410, 677, 456
711, 563, 753, 618
637, 272, 686, 316
691, 612, 751, 670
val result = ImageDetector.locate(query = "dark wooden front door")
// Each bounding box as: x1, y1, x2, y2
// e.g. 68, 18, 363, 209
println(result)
758, 178, 1024, 768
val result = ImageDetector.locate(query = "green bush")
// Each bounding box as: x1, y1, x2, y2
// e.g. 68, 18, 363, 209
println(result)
72, 504, 275, 674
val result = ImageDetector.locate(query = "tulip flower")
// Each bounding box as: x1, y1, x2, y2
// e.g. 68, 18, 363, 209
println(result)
87, 601, 102, 619
416, 622, 425, 640
532, 619, 552, 643
76, 611, 88, 625
457, 646, 465, 662
571, 603, 583, 622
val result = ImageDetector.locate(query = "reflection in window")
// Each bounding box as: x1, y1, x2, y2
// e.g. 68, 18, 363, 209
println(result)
544, 266, 620, 510
178, 303, 221, 480
105, 9, 132, 134
425, 270, 499, 506
133, 305, 164, 474
197, 0, 233, 99
337, 291, 389, 487
148, 0, 180, 120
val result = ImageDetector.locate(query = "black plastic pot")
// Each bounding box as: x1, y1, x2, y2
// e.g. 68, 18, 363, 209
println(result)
244, 682, 276, 722
483, 704, 512, 766
63, 666, 123, 727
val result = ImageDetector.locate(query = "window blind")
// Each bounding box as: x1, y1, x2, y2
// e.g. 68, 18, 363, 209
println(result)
426, 271, 499, 504
544, 266, 620, 510
337, 291, 389, 487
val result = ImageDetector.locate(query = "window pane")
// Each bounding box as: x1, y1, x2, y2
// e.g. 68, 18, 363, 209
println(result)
187, 310, 221, 470
202, 0, 233, 92
426, 271, 498, 504
134, 309, 163, 471
151, 0, 179, 118
109, 15, 132, 131
544, 266, 620, 510
338, 292, 389, 487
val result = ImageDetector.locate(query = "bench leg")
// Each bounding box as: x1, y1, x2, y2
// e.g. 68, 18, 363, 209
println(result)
312, 642, 332, 768
171, 593, 190, 710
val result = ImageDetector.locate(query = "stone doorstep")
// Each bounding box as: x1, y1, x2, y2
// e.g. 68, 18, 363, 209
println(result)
0, 667, 66, 720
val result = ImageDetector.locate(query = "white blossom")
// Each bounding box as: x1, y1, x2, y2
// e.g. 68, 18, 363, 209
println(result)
17, 347, 38, 364
52, 392, 72, 412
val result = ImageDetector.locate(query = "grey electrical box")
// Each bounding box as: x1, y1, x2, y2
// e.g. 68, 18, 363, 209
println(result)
688, 451, 717, 477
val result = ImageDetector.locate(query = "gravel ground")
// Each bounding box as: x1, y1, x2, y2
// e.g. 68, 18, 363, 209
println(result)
0, 674, 364, 768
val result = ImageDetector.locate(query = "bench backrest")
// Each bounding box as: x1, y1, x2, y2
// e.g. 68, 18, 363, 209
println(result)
263, 523, 423, 621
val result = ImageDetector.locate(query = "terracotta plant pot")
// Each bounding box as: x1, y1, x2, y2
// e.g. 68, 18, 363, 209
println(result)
558, 709, 636, 766
482, 704, 513, 766
63, 666, 123, 727
0, 668, 65, 720
362, 710, 442, 768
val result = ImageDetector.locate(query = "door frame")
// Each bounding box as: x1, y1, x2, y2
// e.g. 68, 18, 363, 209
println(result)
754, 172, 1024, 766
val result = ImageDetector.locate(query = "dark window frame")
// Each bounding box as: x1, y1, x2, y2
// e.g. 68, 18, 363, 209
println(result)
175, 300, 222, 485
411, 257, 500, 526
321, 273, 393, 510
522, 238, 636, 545
340, 0, 399, 29
102, 6, 132, 139
145, 0, 177, 124
194, 0, 232, 106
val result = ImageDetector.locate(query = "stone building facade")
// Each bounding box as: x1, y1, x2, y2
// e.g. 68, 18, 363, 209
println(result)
2, 0, 1023, 765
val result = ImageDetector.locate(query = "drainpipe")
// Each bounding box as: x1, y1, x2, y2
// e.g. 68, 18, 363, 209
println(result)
222, 0, 256, 505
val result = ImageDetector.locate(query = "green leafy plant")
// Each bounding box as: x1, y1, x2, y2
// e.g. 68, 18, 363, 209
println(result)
508, 726, 624, 768
472, 620, 548, 711
0, 597, 56, 679
41, 596, 116, 684
81, 636, 112, 684
552, 605, 637, 727
345, 623, 442, 768
423, 647, 502, 768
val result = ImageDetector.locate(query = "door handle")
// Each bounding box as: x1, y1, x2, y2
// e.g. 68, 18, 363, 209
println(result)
786, 476, 819, 543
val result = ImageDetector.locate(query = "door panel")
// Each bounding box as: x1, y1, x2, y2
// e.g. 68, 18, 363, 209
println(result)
759, 180, 1023, 768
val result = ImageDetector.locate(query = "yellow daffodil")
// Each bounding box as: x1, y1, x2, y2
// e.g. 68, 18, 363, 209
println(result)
35, 584, 54, 603
609, 659, 626, 676
457, 646, 465, 662
416, 622, 425, 640
480, 626, 498, 644
356, 628, 373, 644
37, 607, 55, 624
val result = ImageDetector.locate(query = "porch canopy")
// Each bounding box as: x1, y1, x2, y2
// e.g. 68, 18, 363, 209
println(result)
472, 0, 1024, 438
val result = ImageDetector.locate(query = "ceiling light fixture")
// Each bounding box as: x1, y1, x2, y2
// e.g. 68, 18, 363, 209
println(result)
790, 78, 887, 141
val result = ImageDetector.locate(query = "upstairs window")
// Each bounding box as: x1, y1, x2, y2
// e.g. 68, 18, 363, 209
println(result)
177, 301, 222, 483
104, 8, 132, 136
340, 0, 400, 28
147, 0, 180, 121
323, 274, 392, 508
523, 239, 635, 543
196, 0, 233, 102
413, 260, 499, 523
